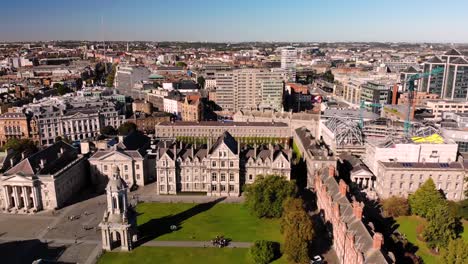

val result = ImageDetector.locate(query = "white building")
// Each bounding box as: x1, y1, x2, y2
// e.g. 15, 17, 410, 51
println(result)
281, 47, 297, 81
426, 100, 468, 120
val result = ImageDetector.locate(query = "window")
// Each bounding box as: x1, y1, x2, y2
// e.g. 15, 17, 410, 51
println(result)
160, 185, 165, 191
104, 165, 108, 171
221, 185, 226, 191
136, 174, 140, 180
212, 161, 216, 167
221, 173, 226, 181
211, 172, 217, 181
211, 185, 217, 191
162, 161, 166, 166
124, 165, 128, 171
169, 177, 173, 182
125, 174, 128, 180
229, 185, 235, 191
229, 173, 234, 181
136, 164, 140, 170
249, 174, 253, 180
229, 161, 234, 167
221, 161, 226, 167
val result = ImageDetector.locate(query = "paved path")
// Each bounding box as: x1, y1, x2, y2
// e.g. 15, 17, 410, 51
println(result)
37, 205, 75, 239
142, 240, 252, 248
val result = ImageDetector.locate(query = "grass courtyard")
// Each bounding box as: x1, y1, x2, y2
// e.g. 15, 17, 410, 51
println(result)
396, 216, 468, 264
136, 202, 283, 243
98, 246, 288, 264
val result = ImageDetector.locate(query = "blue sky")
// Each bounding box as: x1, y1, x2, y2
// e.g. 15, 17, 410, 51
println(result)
1, 0, 468, 42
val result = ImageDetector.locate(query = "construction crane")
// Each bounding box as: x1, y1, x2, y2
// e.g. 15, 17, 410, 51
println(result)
358, 101, 384, 128
403, 67, 444, 134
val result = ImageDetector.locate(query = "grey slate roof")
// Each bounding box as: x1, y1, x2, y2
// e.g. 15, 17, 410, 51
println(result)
445, 48, 462, 56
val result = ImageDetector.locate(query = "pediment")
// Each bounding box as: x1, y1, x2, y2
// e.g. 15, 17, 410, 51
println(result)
2, 174, 34, 183
98, 151, 132, 161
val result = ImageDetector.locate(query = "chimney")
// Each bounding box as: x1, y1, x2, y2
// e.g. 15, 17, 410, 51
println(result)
372, 233, 384, 250
9, 158, 14, 168
328, 165, 335, 177
207, 138, 211, 152
270, 143, 273, 161
21, 152, 26, 160
237, 140, 241, 156
352, 200, 364, 220
391, 84, 398, 105
191, 144, 194, 157
173, 142, 177, 158
338, 180, 348, 196
39, 159, 46, 169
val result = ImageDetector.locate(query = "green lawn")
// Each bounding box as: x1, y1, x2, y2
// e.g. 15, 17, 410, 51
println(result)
397, 216, 468, 264
136, 202, 283, 243
98, 246, 288, 264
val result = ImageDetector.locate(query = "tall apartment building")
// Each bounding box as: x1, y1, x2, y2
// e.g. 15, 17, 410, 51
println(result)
114, 64, 151, 98
420, 49, 468, 100
281, 47, 297, 81
360, 82, 390, 113
214, 69, 284, 112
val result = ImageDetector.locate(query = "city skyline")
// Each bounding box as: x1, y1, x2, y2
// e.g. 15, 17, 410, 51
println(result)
2, 0, 468, 43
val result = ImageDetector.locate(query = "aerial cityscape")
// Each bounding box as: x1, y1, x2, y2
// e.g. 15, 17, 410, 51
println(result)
0, 1, 468, 264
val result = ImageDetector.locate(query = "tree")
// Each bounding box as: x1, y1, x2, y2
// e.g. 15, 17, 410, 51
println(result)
409, 178, 445, 218
249, 240, 279, 264
322, 70, 334, 83
244, 175, 297, 218
53, 83, 70, 95
4, 138, 38, 153
281, 198, 313, 264
175, 61, 187, 68
440, 238, 468, 264
106, 63, 118, 87
197, 76, 206, 88
423, 204, 463, 249
100, 125, 117, 136
118, 122, 137, 135
381, 196, 409, 217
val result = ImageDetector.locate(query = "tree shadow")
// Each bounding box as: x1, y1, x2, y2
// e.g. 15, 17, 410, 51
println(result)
309, 212, 333, 258
0, 239, 70, 264
135, 197, 226, 246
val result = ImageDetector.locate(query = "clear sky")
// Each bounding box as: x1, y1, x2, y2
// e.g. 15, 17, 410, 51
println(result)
1, 0, 468, 43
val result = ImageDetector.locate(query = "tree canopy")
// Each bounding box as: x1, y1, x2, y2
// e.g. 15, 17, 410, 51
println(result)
100, 125, 117, 136
408, 178, 445, 218
322, 70, 334, 83
244, 175, 297, 218
381, 196, 409, 217
175, 61, 187, 68
53, 83, 70, 95
4, 138, 37, 153
106, 63, 118, 87
440, 238, 468, 264
249, 240, 279, 264
197, 76, 205, 88
118, 122, 137, 136
422, 204, 463, 249
281, 198, 313, 264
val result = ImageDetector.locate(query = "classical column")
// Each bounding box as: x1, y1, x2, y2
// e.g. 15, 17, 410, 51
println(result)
22, 186, 28, 208
13, 186, 20, 209
2, 186, 10, 209
32, 186, 40, 210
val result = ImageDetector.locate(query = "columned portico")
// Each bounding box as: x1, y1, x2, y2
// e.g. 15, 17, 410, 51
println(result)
1, 183, 41, 212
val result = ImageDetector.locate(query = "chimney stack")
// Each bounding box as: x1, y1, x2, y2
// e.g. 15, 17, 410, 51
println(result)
372, 233, 384, 250
338, 179, 348, 196
39, 159, 46, 169
328, 165, 335, 177
352, 200, 364, 220
9, 158, 14, 168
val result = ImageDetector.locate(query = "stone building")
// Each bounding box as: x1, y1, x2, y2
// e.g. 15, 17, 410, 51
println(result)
127, 112, 171, 134
180, 97, 203, 122
0, 141, 88, 213
155, 121, 291, 139
315, 166, 391, 264
153, 131, 291, 196
0, 112, 31, 146
100, 166, 136, 251
89, 132, 153, 191
375, 161, 465, 201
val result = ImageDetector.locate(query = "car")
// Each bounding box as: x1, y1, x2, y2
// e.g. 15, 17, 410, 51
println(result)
310, 255, 323, 264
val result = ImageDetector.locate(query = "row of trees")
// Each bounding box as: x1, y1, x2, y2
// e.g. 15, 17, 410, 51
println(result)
245, 176, 314, 263
100, 122, 137, 136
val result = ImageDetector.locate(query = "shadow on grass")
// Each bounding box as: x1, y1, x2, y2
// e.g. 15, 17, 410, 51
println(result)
136, 197, 226, 246
0, 238, 69, 264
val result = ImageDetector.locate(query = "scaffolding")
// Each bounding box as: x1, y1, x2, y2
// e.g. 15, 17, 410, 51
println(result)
325, 117, 364, 146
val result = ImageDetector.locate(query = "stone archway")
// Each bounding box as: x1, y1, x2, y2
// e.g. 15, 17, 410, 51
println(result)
110, 230, 122, 249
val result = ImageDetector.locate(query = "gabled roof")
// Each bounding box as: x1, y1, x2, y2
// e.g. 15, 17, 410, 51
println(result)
445, 48, 462, 56
5, 141, 78, 176
451, 57, 468, 65
402, 66, 419, 73
426, 56, 444, 64
210, 131, 238, 154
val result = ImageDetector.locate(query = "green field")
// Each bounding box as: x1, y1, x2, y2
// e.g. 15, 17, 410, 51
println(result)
136, 202, 283, 243
397, 216, 468, 264
98, 246, 288, 264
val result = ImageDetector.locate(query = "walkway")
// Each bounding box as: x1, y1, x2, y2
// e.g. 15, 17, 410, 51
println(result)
142, 240, 252, 248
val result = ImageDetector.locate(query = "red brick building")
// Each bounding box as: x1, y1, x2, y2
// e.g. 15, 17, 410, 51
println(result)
315, 165, 391, 264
